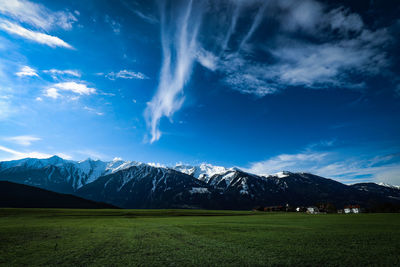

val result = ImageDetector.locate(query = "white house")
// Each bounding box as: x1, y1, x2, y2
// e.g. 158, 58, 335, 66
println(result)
351, 207, 360, 213
344, 205, 361, 214
307, 206, 319, 214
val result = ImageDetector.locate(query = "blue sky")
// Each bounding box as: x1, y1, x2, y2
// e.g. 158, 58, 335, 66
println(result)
0, 0, 399, 185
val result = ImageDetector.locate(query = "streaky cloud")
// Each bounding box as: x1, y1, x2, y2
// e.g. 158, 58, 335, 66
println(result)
145, 0, 202, 143
220, 1, 242, 53
237, 1, 267, 51
0, 19, 73, 49
0, 0, 77, 30
143, 0, 395, 142
4, 135, 41, 146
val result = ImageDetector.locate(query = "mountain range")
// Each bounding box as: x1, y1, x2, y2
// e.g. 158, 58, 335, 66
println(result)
0, 156, 399, 209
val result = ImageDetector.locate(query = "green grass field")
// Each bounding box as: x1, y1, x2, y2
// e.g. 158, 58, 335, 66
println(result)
0, 209, 399, 266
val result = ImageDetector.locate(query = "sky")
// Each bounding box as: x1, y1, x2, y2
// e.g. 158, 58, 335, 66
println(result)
0, 0, 399, 185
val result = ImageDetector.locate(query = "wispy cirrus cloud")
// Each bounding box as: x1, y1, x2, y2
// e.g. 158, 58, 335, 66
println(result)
43, 69, 81, 80
0, 19, 73, 49
3, 135, 41, 146
0, 0, 76, 49
144, 0, 396, 141
15, 65, 38, 77
84, 106, 104, 116
120, 0, 158, 24
247, 152, 328, 176
215, 0, 392, 96
245, 146, 400, 185
0, 145, 71, 161
105, 70, 148, 80
145, 0, 203, 143
132, 9, 158, 24
0, 0, 77, 30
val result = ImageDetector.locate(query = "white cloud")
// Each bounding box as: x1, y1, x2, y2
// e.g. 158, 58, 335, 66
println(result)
52, 82, 96, 95
246, 149, 400, 185
84, 106, 104, 116
4, 135, 41, 146
144, 0, 395, 141
0, 0, 77, 30
196, 48, 218, 71
238, 2, 267, 51
215, 0, 391, 96
120, 0, 158, 24
0, 145, 51, 160
326, 7, 364, 34
43, 69, 81, 79
0, 19, 73, 49
43, 82, 96, 99
44, 88, 61, 99
374, 167, 400, 187
133, 10, 158, 24
145, 0, 202, 143
0, 145, 71, 161
278, 0, 324, 32
247, 152, 328, 175
15, 65, 38, 77
106, 70, 148, 80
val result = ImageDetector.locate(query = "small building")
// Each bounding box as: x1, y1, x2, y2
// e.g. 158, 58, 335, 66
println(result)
306, 206, 319, 214
344, 205, 361, 214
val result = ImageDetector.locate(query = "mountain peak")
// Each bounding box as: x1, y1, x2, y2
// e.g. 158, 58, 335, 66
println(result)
378, 182, 400, 190
47, 155, 64, 163
174, 163, 229, 179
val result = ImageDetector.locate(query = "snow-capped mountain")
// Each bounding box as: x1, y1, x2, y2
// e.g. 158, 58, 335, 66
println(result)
0, 156, 139, 192
77, 164, 212, 209
0, 156, 399, 209
173, 163, 229, 182
377, 182, 400, 190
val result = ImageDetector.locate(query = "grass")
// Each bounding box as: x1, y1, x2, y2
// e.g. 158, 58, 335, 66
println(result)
0, 209, 399, 266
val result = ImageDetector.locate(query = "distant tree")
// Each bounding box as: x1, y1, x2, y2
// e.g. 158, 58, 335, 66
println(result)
253, 206, 265, 211
317, 203, 337, 213
326, 203, 337, 213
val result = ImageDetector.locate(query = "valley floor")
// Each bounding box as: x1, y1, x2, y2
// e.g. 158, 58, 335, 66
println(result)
0, 209, 399, 266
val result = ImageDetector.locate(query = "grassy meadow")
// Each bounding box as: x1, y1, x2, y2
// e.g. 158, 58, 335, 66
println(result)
0, 208, 399, 266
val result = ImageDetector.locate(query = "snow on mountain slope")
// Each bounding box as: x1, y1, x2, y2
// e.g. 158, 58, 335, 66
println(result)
260, 171, 293, 179
107, 159, 141, 174
0, 155, 68, 169
0, 156, 143, 190
174, 163, 230, 182
2, 156, 400, 209
378, 183, 400, 190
